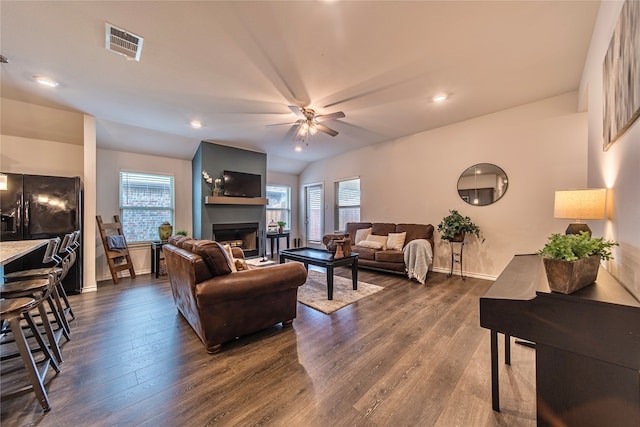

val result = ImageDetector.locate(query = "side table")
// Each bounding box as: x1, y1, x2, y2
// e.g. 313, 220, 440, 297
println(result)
448, 240, 466, 280
266, 232, 290, 258
150, 241, 165, 278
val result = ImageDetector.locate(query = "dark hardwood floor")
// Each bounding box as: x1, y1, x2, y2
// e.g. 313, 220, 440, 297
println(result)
0, 267, 536, 426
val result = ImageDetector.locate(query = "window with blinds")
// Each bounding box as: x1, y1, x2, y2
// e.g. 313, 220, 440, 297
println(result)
335, 178, 360, 232
306, 184, 323, 243
119, 171, 175, 242
266, 185, 290, 229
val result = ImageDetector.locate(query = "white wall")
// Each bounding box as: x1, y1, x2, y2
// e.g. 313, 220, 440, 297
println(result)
0, 135, 84, 177
581, 0, 640, 295
95, 148, 193, 281
299, 92, 587, 279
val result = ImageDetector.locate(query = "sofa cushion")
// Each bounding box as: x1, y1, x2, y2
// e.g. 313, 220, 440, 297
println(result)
396, 223, 434, 246
356, 239, 384, 250
351, 245, 377, 260
354, 227, 372, 245
375, 249, 404, 263
371, 223, 396, 236
191, 240, 233, 277
168, 235, 189, 246
366, 234, 388, 250
386, 232, 406, 251
346, 222, 373, 241
181, 238, 197, 252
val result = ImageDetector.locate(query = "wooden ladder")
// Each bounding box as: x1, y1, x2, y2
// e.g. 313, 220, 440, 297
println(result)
96, 215, 136, 284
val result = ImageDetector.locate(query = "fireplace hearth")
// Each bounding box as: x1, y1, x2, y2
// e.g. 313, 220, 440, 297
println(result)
212, 222, 259, 257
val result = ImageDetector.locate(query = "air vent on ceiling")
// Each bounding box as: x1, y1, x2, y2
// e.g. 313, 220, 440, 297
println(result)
105, 23, 143, 61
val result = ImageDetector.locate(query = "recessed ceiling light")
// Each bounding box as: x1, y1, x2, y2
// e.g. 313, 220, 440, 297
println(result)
33, 75, 59, 88
433, 94, 447, 103
190, 120, 202, 129
294, 146, 303, 152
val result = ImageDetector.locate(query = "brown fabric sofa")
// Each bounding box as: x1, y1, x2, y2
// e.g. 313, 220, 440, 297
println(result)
164, 236, 307, 354
345, 222, 434, 275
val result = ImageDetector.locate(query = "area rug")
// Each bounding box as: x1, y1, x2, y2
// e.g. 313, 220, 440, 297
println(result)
297, 270, 384, 314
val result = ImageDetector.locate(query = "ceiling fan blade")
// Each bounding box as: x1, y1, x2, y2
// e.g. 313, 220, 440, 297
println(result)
316, 124, 339, 137
266, 120, 301, 127
288, 105, 305, 118
315, 111, 345, 123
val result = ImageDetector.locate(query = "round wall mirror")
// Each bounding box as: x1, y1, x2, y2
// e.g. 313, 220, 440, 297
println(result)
457, 163, 508, 206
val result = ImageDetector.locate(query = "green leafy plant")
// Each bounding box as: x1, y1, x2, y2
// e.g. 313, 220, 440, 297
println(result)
277, 221, 286, 227
537, 232, 618, 261
437, 210, 483, 241
176, 230, 187, 236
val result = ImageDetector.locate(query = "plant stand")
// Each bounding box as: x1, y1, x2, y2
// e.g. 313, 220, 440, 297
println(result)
448, 240, 466, 280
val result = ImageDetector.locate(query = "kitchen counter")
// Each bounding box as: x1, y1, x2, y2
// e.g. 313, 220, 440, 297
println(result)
0, 239, 48, 266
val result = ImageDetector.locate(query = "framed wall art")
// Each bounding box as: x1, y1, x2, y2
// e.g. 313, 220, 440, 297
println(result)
602, 0, 640, 151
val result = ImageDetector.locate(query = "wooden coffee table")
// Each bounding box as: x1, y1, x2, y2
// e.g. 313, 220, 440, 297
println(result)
279, 247, 358, 300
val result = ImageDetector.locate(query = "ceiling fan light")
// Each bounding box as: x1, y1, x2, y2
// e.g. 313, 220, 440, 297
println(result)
433, 94, 447, 103
33, 75, 59, 88
309, 124, 318, 135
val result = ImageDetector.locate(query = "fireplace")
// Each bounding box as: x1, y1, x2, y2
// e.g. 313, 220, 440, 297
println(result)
212, 222, 259, 257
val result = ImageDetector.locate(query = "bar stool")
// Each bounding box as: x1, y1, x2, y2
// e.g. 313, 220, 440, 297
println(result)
5, 234, 76, 327
0, 296, 61, 411
4, 236, 64, 282
1, 271, 68, 363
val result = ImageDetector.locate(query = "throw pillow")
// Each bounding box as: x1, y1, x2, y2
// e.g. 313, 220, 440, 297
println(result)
365, 234, 388, 250
356, 240, 384, 250
354, 227, 372, 245
192, 241, 233, 277
387, 232, 407, 251
222, 244, 238, 272
235, 258, 249, 271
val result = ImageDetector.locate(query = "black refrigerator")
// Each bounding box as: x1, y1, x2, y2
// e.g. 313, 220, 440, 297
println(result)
1, 173, 83, 294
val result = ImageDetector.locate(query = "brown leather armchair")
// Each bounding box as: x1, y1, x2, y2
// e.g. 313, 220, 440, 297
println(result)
164, 236, 307, 354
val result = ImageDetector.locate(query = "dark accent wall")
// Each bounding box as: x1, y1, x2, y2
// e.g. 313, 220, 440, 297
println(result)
192, 142, 267, 253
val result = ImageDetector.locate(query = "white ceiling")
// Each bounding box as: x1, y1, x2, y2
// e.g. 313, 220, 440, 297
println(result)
0, 1, 600, 174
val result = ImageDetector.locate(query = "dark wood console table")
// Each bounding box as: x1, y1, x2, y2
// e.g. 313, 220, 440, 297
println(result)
267, 231, 290, 258
480, 255, 640, 426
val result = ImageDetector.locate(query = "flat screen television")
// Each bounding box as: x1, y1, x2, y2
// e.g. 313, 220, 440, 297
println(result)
222, 170, 262, 198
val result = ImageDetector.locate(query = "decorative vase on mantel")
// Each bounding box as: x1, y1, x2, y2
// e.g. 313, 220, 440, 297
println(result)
158, 221, 173, 242
212, 178, 223, 197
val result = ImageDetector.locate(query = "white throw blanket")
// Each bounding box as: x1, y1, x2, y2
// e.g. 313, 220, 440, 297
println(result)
403, 239, 433, 284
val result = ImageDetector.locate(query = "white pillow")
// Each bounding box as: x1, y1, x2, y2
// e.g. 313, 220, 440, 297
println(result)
366, 234, 388, 250
356, 240, 384, 250
354, 227, 372, 245
222, 244, 238, 272
387, 232, 407, 251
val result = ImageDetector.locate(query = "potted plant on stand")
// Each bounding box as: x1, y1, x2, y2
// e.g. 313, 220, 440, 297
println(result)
437, 210, 483, 242
537, 232, 618, 294
277, 221, 286, 233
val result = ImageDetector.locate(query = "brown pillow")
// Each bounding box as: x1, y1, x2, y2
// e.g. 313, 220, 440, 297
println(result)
181, 238, 196, 252
191, 240, 233, 276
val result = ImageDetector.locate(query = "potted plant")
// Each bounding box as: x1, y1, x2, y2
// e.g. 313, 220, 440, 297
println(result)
277, 221, 286, 233
537, 232, 618, 294
437, 210, 483, 242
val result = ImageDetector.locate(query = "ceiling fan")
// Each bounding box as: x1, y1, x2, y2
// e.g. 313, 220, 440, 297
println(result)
267, 106, 345, 140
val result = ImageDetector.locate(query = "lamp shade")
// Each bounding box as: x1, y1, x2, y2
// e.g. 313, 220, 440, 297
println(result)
0, 173, 7, 191
554, 189, 606, 220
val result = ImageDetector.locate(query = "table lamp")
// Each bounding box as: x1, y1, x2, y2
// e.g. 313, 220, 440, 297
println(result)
554, 188, 606, 236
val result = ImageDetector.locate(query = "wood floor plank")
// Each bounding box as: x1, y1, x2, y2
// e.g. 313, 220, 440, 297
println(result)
0, 270, 536, 426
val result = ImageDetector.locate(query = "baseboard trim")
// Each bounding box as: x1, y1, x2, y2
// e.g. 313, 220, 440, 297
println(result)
431, 266, 497, 281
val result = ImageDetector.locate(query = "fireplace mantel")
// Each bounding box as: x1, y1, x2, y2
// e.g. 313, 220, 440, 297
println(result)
204, 196, 268, 206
